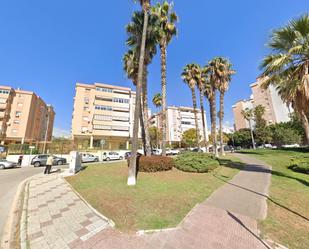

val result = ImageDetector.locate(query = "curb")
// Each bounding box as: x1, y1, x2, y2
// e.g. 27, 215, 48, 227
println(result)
0, 176, 29, 249
63, 176, 116, 228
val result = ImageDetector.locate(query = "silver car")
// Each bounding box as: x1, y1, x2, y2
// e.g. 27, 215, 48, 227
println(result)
0, 159, 18, 169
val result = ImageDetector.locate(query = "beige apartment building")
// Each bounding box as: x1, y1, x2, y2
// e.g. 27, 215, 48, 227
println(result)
233, 78, 292, 131
0, 86, 55, 145
71, 82, 138, 150
150, 106, 209, 145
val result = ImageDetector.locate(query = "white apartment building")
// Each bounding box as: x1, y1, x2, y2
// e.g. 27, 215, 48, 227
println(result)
150, 106, 209, 145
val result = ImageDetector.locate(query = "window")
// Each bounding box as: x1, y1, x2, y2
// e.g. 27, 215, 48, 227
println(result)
0, 98, 6, 104
0, 89, 9, 94
96, 87, 113, 93
93, 124, 111, 130
17, 103, 23, 107
15, 111, 21, 117
94, 115, 112, 121
83, 106, 89, 111
81, 126, 88, 132
94, 105, 112, 111
113, 116, 129, 122
12, 129, 18, 133
83, 116, 90, 121
113, 98, 129, 104
181, 121, 191, 125
13, 120, 20, 124
84, 97, 89, 104
85, 88, 91, 92
112, 126, 130, 131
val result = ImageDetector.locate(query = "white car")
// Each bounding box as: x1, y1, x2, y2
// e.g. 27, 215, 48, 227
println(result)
102, 152, 124, 161
152, 149, 162, 155
166, 149, 180, 155
81, 153, 99, 163
0, 159, 18, 169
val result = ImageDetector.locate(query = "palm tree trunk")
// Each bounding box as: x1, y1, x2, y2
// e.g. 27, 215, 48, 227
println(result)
249, 120, 256, 149
210, 94, 218, 157
139, 100, 146, 155
160, 43, 167, 156
191, 88, 200, 150
142, 64, 151, 156
199, 90, 208, 152
219, 92, 225, 156
128, 9, 148, 186
300, 110, 309, 144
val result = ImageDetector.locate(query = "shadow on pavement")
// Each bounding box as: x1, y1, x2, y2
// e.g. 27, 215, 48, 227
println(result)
214, 174, 309, 222
227, 211, 271, 249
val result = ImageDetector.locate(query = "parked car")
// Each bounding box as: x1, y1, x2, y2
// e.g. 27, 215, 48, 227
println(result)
152, 149, 162, 156
31, 155, 67, 167
124, 151, 142, 160
166, 149, 180, 155
0, 159, 17, 169
81, 153, 99, 163
102, 152, 123, 161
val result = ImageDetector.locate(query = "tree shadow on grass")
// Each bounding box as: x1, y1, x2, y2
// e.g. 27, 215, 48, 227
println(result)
213, 174, 309, 222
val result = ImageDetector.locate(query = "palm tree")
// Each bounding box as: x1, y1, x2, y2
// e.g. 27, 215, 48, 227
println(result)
181, 64, 201, 150
195, 65, 208, 152
241, 108, 256, 149
152, 1, 178, 156
127, 0, 151, 186
152, 93, 162, 108
204, 67, 217, 156
260, 14, 309, 144
215, 58, 235, 156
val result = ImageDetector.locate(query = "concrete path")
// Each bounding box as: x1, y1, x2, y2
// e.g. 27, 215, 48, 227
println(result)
19, 155, 273, 249
206, 153, 272, 219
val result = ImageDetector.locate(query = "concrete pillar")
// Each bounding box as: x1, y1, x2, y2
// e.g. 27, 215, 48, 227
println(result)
108, 141, 112, 150
90, 136, 94, 149
126, 140, 130, 150
21, 138, 25, 144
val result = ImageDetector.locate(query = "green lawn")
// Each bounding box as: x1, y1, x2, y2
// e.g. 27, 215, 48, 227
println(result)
66, 157, 241, 232
240, 148, 309, 249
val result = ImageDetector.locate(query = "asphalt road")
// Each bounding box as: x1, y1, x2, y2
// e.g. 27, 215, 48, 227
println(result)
0, 165, 68, 238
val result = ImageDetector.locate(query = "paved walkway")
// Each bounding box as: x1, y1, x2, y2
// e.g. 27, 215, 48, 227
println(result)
21, 155, 272, 249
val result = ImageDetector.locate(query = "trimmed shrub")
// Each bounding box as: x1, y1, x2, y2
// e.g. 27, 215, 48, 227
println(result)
289, 157, 309, 174
174, 152, 219, 173
137, 156, 174, 172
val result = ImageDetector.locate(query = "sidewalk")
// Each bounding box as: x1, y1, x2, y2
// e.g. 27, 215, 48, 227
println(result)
21, 155, 272, 249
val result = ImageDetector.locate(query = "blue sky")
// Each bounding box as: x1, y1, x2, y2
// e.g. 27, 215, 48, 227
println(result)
0, 1, 308, 136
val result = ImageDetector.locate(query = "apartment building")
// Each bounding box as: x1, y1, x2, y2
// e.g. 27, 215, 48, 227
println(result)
71, 82, 139, 150
0, 86, 55, 145
150, 106, 209, 145
232, 78, 291, 131
232, 98, 254, 131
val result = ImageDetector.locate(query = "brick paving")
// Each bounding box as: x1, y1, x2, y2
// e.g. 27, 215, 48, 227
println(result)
23, 157, 272, 249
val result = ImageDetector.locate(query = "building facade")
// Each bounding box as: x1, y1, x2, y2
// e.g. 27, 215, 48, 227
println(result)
0, 86, 55, 145
233, 78, 292, 131
71, 83, 139, 150
150, 106, 209, 145
232, 98, 254, 131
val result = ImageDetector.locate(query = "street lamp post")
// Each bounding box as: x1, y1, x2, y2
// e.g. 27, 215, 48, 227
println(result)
43, 111, 50, 154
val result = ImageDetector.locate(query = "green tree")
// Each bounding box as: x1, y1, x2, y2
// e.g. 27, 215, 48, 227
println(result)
127, 0, 151, 186
152, 1, 178, 156
181, 64, 201, 150
182, 128, 199, 148
149, 126, 161, 149
260, 14, 309, 144
270, 125, 301, 146
253, 105, 266, 128
228, 129, 253, 148
241, 108, 256, 149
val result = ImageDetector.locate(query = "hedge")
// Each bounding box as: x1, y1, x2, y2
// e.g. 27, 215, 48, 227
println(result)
288, 157, 309, 174
174, 152, 219, 173
137, 156, 174, 172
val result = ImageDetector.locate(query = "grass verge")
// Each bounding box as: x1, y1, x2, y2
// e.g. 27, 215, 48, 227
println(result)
66, 156, 241, 232
240, 148, 309, 249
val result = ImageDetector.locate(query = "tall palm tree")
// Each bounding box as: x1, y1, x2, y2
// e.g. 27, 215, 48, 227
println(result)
126, 11, 158, 157
203, 67, 217, 156
181, 64, 201, 150
127, 0, 151, 186
195, 65, 208, 152
152, 93, 162, 108
152, 1, 178, 156
241, 108, 256, 149
215, 58, 235, 156
260, 14, 309, 144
